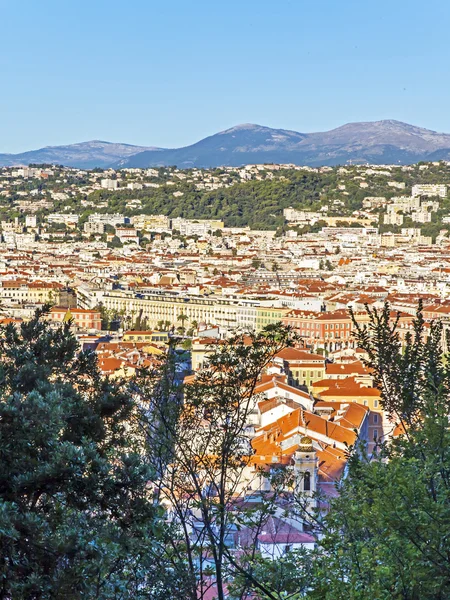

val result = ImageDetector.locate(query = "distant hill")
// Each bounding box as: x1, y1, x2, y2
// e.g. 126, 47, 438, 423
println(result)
120, 121, 450, 168
3, 121, 450, 169
0, 141, 160, 169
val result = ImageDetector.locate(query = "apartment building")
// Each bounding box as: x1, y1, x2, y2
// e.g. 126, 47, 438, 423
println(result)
49, 307, 102, 330
274, 347, 326, 390
412, 184, 447, 198
0, 280, 65, 305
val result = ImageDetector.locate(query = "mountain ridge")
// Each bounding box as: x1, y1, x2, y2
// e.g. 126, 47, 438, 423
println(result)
0, 141, 161, 170
2, 120, 450, 169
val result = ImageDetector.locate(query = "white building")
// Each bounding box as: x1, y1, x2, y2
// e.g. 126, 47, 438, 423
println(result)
25, 215, 37, 228
47, 213, 80, 225
88, 213, 126, 227
115, 227, 140, 245
84, 221, 105, 235
101, 179, 119, 191
383, 212, 404, 226
283, 208, 321, 223
412, 184, 447, 198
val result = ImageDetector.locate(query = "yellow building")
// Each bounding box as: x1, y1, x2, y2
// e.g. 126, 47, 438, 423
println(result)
255, 306, 290, 331
101, 290, 240, 331
275, 347, 326, 390
123, 330, 170, 344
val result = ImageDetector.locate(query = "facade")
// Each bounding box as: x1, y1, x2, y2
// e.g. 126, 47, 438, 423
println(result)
49, 307, 102, 330
274, 347, 326, 390
84, 221, 105, 235
123, 330, 169, 344
255, 306, 290, 331
0, 281, 64, 305
412, 184, 447, 198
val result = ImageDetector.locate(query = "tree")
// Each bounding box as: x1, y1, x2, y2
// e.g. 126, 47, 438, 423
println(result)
0, 307, 184, 599
305, 303, 450, 599
107, 235, 122, 248
177, 312, 188, 332
140, 324, 301, 600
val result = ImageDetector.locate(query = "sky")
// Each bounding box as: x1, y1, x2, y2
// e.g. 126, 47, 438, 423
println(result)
1, 0, 449, 153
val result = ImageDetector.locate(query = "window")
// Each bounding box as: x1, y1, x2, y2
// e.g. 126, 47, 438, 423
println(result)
374, 399, 378, 408
304, 471, 311, 491
373, 414, 378, 424
373, 429, 379, 440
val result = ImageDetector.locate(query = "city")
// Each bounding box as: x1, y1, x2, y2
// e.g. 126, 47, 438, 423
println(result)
2, 0, 450, 596
0, 158, 450, 595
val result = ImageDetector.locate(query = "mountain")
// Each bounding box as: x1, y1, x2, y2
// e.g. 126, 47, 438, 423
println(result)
0, 141, 160, 169
120, 121, 450, 168
116, 124, 310, 169
3, 121, 450, 169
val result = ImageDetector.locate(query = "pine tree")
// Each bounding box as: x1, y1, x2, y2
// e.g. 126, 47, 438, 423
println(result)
0, 307, 184, 599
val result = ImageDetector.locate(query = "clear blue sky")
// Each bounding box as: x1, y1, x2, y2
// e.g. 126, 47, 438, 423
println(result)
1, 0, 449, 152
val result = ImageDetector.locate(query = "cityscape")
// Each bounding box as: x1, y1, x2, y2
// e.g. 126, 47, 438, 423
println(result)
0, 157, 450, 595
2, 0, 450, 597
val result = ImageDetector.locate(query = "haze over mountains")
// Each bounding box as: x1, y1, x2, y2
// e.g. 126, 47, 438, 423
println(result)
0, 141, 159, 170
3, 120, 450, 169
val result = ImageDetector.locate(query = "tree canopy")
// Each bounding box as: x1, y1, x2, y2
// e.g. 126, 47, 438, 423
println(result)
0, 308, 184, 599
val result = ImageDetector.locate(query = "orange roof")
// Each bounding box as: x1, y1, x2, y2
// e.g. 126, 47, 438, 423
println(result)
325, 361, 372, 376
276, 348, 325, 362
315, 378, 381, 398
254, 379, 311, 401
253, 406, 359, 450
123, 330, 155, 336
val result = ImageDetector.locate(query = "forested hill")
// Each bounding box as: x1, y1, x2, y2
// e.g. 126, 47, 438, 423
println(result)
79, 162, 450, 234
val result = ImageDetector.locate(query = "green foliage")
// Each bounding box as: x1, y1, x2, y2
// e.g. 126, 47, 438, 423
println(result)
107, 235, 122, 248
228, 549, 314, 600
304, 304, 450, 599
0, 307, 183, 599
141, 324, 298, 600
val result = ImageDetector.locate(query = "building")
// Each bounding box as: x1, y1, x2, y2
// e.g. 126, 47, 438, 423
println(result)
412, 184, 447, 198
115, 227, 140, 245
47, 213, 80, 225
25, 215, 37, 228
171, 218, 224, 236
123, 330, 169, 344
84, 221, 105, 235
101, 179, 119, 190
88, 213, 126, 226
255, 306, 290, 331
0, 280, 64, 305
383, 212, 404, 226
274, 347, 326, 390
48, 307, 102, 330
